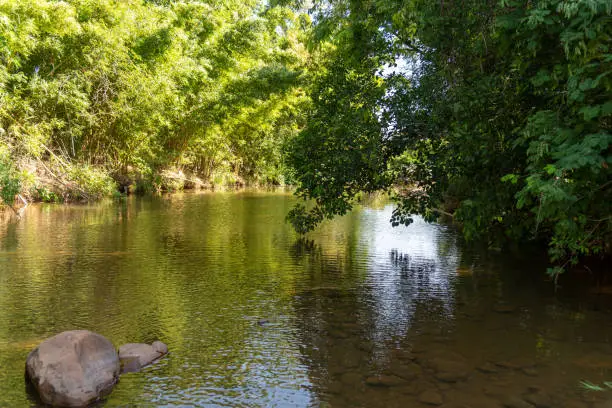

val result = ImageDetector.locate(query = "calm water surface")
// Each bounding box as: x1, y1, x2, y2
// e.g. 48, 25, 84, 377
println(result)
0, 192, 611, 407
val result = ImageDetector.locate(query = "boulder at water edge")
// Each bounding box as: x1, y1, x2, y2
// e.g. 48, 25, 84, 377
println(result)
118, 341, 168, 373
25, 330, 120, 407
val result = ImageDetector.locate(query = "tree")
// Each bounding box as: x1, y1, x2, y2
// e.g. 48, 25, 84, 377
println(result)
286, 0, 612, 274
0, 0, 310, 199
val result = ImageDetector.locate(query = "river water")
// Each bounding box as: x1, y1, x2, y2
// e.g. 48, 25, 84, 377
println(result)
0, 191, 610, 407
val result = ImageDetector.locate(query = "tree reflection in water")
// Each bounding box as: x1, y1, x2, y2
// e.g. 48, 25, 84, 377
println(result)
293, 207, 461, 406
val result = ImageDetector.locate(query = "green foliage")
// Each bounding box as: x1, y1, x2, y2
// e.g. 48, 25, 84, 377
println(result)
286, 203, 324, 235
0, 0, 309, 197
2, 0, 609, 271
65, 163, 116, 200
285, 47, 391, 232
580, 380, 612, 392
31, 186, 61, 203
0, 155, 20, 207
285, 0, 612, 272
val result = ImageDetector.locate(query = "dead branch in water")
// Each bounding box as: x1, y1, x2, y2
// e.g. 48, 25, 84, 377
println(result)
17, 194, 28, 217
18, 194, 28, 207
38, 160, 91, 200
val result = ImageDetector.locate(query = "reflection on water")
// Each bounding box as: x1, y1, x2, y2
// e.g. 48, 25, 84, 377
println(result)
0, 192, 610, 407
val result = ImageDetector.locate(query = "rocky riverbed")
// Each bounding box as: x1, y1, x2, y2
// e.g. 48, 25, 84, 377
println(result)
317, 321, 612, 408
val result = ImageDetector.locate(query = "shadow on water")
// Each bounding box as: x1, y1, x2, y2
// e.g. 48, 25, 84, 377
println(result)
291, 210, 612, 407
288, 237, 318, 258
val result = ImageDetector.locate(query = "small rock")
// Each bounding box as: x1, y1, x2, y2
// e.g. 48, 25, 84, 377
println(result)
483, 385, 509, 398
439, 404, 475, 408
399, 381, 420, 396
563, 401, 588, 408
411, 344, 428, 354
435, 371, 469, 383
339, 352, 361, 369
579, 391, 603, 404
356, 341, 374, 353
521, 367, 538, 377
443, 391, 500, 408
389, 362, 423, 380
523, 391, 552, 408
340, 371, 362, 385
325, 381, 345, 395
514, 358, 537, 369
365, 374, 404, 387
494, 361, 516, 369
419, 389, 444, 406
118, 341, 168, 373
477, 362, 499, 374
494, 304, 517, 314
574, 354, 612, 370
120, 357, 141, 374
425, 352, 471, 383
502, 396, 535, 408
431, 360, 471, 382
392, 348, 417, 361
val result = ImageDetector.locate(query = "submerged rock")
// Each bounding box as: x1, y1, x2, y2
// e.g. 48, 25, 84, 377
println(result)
494, 304, 517, 314
364, 374, 404, 387
564, 401, 589, 408
477, 362, 499, 374
416, 349, 472, 383
419, 389, 444, 405
430, 358, 471, 383
388, 362, 423, 380
523, 390, 552, 408
521, 367, 539, 377
340, 371, 363, 386
25, 330, 120, 407
501, 396, 536, 408
495, 357, 536, 370
118, 341, 168, 373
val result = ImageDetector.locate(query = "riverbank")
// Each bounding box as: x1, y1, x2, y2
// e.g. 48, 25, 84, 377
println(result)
3, 174, 609, 279
1, 156, 286, 211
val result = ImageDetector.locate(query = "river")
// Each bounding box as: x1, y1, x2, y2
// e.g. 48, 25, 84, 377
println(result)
0, 191, 610, 407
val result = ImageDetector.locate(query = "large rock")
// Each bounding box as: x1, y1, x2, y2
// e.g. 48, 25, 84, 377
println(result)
25, 330, 120, 407
118, 341, 168, 373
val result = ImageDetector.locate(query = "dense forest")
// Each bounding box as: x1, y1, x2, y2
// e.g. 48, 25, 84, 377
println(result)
1, 0, 610, 274
0, 0, 309, 200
